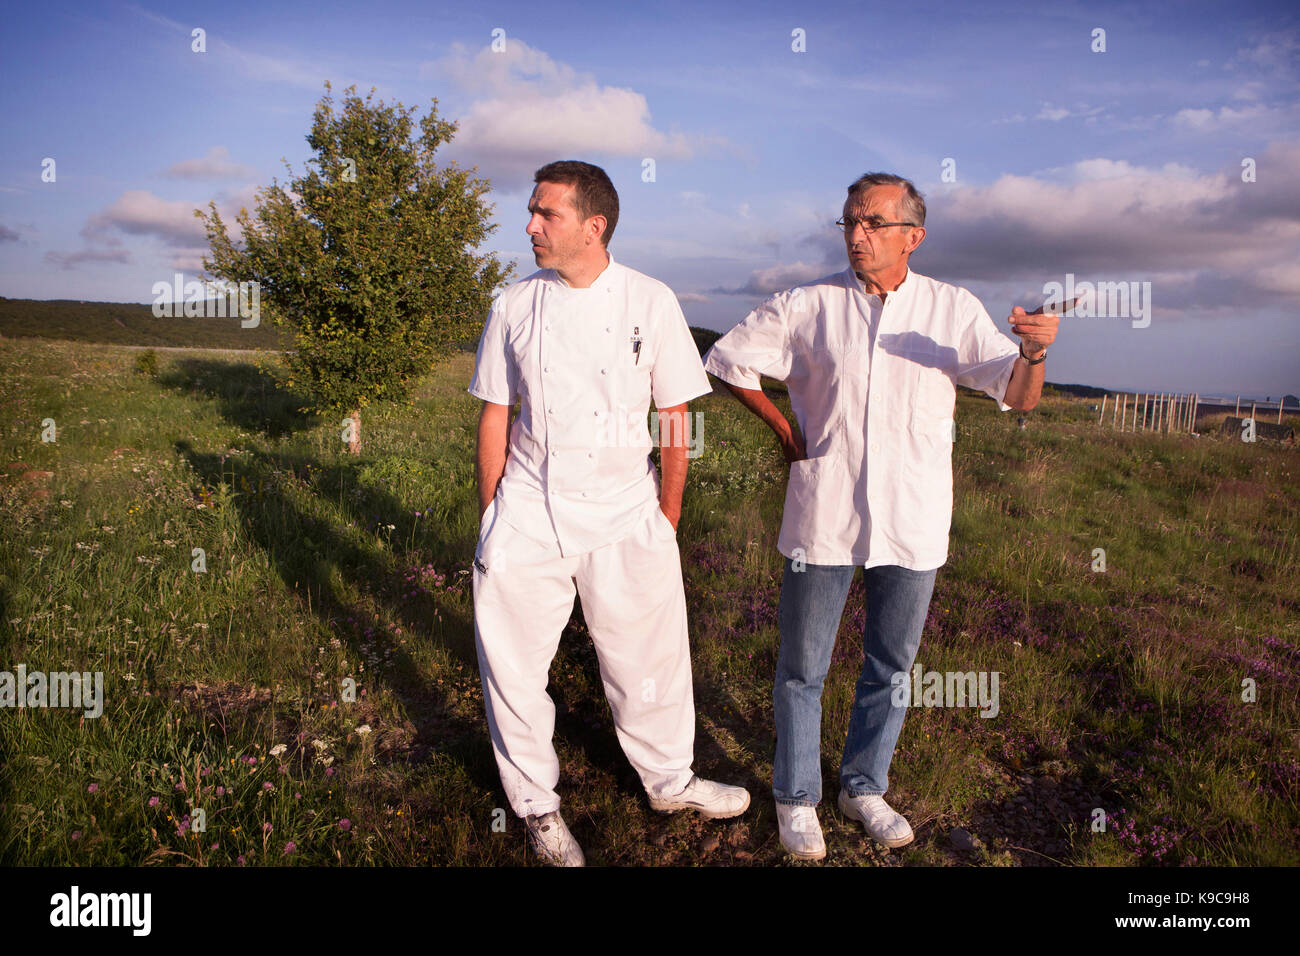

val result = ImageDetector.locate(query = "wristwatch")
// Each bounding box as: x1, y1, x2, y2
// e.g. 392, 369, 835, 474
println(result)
1020, 341, 1047, 365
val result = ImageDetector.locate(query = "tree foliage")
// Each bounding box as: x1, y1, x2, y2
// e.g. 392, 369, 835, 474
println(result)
196, 83, 511, 443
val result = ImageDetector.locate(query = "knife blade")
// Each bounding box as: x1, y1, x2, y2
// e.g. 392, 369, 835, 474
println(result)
1029, 295, 1081, 316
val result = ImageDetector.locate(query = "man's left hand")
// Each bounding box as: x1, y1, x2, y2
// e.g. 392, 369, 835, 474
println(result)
1008, 306, 1059, 359
659, 502, 680, 530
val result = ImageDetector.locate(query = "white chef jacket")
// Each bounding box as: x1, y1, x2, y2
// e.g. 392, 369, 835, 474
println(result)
468, 253, 712, 557
703, 267, 1020, 570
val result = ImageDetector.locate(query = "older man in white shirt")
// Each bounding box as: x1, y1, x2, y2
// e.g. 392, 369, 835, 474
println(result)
703, 172, 1059, 860
470, 160, 749, 867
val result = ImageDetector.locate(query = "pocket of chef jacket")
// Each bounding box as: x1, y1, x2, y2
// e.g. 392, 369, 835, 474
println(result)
901, 409, 955, 467
618, 348, 653, 416
897, 411, 955, 534
650, 503, 678, 539
779, 452, 845, 555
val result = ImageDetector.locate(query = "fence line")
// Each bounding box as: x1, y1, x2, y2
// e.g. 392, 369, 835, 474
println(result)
1097, 391, 1201, 435
1093, 391, 1296, 435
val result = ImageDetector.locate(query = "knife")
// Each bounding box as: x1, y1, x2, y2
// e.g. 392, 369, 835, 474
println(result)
1028, 295, 1081, 316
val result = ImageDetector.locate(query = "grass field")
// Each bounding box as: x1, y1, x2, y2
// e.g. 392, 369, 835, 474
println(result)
1, 334, 1296, 866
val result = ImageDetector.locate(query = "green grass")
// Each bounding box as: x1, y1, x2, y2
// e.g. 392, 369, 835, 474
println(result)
1, 335, 1296, 866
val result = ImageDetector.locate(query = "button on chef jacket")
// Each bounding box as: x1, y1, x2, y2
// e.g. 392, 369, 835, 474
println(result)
703, 267, 1020, 571
469, 253, 712, 557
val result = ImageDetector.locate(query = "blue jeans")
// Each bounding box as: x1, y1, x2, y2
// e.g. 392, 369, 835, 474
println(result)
772, 559, 937, 806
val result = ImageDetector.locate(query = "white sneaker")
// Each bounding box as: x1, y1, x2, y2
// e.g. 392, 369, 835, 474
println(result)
648, 775, 751, 819
776, 803, 826, 860
837, 790, 914, 848
525, 810, 585, 866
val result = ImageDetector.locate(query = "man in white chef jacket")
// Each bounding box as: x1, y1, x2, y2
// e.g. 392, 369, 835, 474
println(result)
469, 160, 750, 866
703, 172, 1059, 860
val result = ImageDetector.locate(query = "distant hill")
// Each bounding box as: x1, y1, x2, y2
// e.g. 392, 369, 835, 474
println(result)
689, 325, 721, 358
0, 297, 290, 350
1040, 382, 1109, 399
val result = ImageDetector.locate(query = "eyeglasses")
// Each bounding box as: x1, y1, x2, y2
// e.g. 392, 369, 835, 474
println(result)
835, 216, 917, 234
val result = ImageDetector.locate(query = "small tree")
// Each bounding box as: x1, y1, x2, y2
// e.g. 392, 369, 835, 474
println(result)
196, 83, 511, 453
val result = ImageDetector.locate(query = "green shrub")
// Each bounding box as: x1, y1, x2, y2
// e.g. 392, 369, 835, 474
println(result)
133, 349, 158, 377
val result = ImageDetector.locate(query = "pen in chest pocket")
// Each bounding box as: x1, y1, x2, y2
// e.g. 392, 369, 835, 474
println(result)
631, 326, 642, 365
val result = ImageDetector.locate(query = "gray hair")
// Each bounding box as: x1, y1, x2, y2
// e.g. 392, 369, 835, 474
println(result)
846, 172, 926, 227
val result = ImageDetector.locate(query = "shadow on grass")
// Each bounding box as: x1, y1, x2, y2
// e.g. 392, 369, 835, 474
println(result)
174, 439, 501, 789
158, 358, 316, 441
160, 363, 763, 858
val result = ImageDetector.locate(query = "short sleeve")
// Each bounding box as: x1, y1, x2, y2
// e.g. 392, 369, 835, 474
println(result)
467, 296, 517, 406
953, 291, 1020, 412
703, 294, 793, 389
649, 292, 712, 408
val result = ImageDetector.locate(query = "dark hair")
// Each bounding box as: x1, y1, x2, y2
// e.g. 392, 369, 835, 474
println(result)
846, 171, 926, 227
534, 160, 620, 246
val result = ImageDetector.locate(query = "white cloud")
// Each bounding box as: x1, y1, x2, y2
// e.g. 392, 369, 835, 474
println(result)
1173, 107, 1216, 129
1237, 33, 1299, 72
429, 39, 722, 180
710, 260, 828, 295
899, 143, 1300, 312
83, 189, 210, 245
163, 146, 257, 181
1253, 262, 1300, 295
1173, 104, 1270, 130
48, 184, 262, 273
45, 242, 131, 270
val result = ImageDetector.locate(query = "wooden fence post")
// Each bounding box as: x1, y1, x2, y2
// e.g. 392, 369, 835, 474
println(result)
1099, 394, 1107, 425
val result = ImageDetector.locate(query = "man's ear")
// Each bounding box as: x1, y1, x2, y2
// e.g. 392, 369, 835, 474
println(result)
906, 225, 926, 254
586, 215, 608, 245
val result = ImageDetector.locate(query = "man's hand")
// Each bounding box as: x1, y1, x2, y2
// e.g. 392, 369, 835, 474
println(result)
1003, 306, 1061, 411
781, 427, 808, 464
1008, 306, 1060, 359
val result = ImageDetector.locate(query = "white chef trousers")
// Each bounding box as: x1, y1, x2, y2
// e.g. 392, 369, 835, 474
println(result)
472, 496, 696, 818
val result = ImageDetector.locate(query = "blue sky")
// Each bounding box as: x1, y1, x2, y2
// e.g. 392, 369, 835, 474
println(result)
2, 0, 1298, 399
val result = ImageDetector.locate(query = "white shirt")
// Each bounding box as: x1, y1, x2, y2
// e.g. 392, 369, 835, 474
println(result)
469, 253, 711, 556
703, 267, 1019, 570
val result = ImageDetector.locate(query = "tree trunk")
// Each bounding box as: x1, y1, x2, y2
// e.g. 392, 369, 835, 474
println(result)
348, 407, 361, 455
